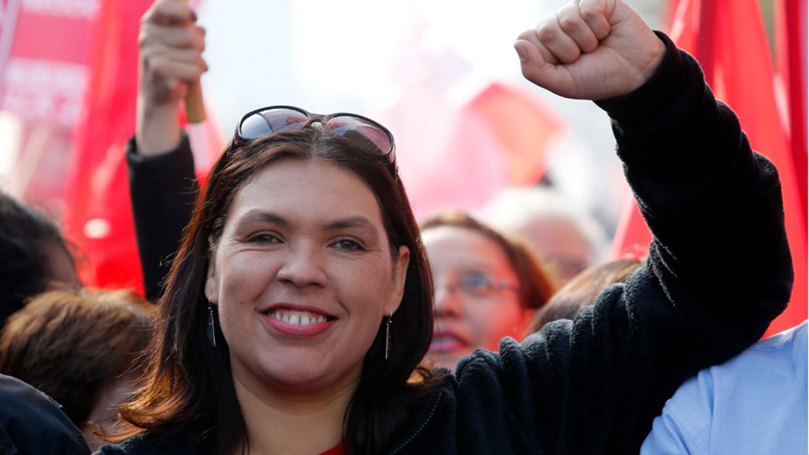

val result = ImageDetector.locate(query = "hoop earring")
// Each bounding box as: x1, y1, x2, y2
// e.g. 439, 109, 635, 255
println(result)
385, 312, 393, 361
207, 301, 217, 348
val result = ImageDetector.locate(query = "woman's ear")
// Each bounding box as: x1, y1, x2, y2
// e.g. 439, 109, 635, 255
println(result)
205, 243, 219, 304
387, 245, 410, 314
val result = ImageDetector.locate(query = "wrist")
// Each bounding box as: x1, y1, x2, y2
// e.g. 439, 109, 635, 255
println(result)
136, 98, 182, 156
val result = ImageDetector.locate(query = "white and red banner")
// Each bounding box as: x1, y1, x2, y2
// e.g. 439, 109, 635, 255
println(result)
0, 0, 97, 128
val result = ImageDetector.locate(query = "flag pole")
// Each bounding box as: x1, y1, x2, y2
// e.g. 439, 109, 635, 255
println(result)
182, 0, 206, 123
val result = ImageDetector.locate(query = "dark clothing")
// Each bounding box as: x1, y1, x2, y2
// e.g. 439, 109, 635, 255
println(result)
106, 34, 791, 454
126, 133, 199, 302
0, 374, 91, 455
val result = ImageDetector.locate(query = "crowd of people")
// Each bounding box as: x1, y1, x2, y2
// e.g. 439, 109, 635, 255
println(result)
0, 0, 805, 454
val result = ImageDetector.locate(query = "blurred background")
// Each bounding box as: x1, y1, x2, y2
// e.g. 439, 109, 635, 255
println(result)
0, 0, 805, 336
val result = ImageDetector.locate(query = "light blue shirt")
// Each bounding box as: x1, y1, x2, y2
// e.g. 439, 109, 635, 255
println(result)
641, 321, 808, 455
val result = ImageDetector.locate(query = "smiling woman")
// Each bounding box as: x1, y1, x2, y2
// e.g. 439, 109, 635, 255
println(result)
104, 105, 443, 454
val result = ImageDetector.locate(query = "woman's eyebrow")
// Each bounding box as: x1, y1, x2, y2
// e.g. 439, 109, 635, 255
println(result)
234, 210, 289, 230
324, 216, 373, 230
324, 217, 380, 240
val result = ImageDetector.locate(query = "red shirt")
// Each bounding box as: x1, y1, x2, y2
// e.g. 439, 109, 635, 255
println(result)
320, 442, 346, 455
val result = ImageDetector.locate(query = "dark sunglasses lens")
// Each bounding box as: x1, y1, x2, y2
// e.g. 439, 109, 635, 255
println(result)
327, 116, 392, 156
239, 109, 308, 140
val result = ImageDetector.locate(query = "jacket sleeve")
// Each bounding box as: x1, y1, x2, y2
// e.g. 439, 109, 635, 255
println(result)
452, 32, 792, 454
126, 133, 199, 302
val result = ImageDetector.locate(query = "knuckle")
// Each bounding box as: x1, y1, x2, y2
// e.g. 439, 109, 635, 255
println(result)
149, 58, 172, 77
536, 23, 558, 43
579, 6, 601, 23
139, 24, 159, 47
180, 28, 196, 46
557, 14, 580, 32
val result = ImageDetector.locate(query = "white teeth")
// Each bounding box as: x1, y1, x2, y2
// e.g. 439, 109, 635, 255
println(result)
267, 309, 329, 325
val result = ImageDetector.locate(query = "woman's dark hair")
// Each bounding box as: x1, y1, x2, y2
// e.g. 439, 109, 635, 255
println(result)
0, 287, 154, 427
111, 124, 446, 454
420, 211, 557, 311
527, 258, 645, 334
0, 191, 76, 325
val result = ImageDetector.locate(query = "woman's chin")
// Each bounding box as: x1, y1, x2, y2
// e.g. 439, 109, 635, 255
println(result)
245, 356, 364, 398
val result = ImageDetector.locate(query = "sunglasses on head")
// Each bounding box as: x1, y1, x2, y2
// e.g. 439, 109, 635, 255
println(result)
233, 105, 397, 178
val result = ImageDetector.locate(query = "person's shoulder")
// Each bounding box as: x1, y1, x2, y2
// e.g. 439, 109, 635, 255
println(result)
95, 429, 200, 455
0, 374, 91, 454
659, 322, 807, 433
643, 323, 808, 453
685, 321, 807, 389
747, 320, 807, 353
95, 434, 157, 455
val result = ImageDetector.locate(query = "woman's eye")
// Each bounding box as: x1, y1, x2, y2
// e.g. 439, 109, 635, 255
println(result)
248, 233, 281, 244
333, 239, 362, 251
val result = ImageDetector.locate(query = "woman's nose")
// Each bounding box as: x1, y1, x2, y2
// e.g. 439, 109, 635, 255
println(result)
275, 246, 327, 288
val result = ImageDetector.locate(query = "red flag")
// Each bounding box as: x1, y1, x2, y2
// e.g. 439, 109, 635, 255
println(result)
60, 0, 150, 293
775, 0, 807, 225
60, 0, 221, 296
612, 0, 807, 336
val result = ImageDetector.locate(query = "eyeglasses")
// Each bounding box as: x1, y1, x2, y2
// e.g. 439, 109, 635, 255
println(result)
435, 272, 522, 299
233, 105, 397, 177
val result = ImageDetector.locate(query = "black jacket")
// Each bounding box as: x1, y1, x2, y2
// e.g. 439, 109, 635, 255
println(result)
126, 131, 198, 302
0, 374, 91, 455
109, 34, 792, 454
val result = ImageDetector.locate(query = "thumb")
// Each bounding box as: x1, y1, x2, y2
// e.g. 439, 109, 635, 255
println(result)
514, 39, 566, 94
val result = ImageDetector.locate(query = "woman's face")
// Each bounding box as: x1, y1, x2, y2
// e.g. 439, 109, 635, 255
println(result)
423, 225, 529, 369
205, 159, 409, 398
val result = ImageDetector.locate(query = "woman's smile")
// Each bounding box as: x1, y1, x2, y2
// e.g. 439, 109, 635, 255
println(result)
261, 304, 338, 337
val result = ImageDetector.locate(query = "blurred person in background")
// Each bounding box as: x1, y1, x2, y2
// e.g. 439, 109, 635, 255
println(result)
0, 287, 155, 451
527, 258, 644, 334
0, 191, 81, 325
482, 186, 610, 284
421, 211, 556, 369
